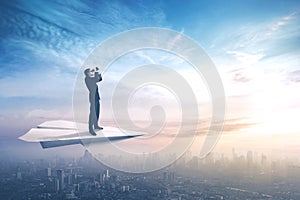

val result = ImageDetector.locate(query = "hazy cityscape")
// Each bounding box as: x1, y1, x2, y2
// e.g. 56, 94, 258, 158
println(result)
1, 148, 299, 200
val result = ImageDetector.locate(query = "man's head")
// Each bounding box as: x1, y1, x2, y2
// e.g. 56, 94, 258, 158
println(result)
84, 68, 94, 77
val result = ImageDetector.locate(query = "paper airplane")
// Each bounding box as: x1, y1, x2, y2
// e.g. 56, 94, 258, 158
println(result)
19, 120, 145, 149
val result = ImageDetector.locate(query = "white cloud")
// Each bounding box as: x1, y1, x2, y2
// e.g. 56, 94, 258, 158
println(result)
210, 11, 299, 64
0, 68, 75, 98
226, 51, 264, 65
269, 12, 297, 33
25, 109, 73, 120
167, 28, 185, 50
134, 51, 156, 64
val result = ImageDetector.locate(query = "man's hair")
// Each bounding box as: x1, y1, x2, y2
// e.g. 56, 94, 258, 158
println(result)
84, 68, 90, 76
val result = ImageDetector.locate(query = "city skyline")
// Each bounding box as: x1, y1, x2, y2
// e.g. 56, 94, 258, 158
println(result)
1, 148, 299, 199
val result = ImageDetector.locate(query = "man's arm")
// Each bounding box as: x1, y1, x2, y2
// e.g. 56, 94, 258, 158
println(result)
95, 67, 102, 82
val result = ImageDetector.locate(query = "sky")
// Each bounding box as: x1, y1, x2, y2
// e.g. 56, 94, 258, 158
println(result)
0, 0, 300, 160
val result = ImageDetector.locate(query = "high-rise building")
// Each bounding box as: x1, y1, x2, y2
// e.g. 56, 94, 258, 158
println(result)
54, 178, 60, 192
67, 174, 73, 185
16, 169, 22, 180
247, 151, 253, 166
247, 150, 254, 175
56, 169, 64, 191
163, 172, 167, 181
99, 172, 104, 184
232, 148, 237, 162
105, 169, 109, 179
47, 167, 51, 177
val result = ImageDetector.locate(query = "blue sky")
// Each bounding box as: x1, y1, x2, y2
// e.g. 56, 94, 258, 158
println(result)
0, 0, 300, 158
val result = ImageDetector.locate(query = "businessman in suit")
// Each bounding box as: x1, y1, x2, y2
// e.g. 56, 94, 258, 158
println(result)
84, 67, 103, 135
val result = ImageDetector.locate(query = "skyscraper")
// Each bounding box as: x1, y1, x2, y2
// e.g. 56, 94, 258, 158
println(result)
54, 178, 60, 192
16, 168, 22, 180
47, 167, 51, 177
56, 169, 64, 191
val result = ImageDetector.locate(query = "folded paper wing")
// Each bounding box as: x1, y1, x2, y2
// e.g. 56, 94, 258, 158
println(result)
19, 120, 144, 149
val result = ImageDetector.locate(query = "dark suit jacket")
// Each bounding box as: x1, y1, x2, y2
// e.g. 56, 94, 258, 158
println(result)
85, 72, 102, 102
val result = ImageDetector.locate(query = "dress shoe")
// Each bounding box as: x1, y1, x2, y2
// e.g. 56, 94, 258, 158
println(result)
94, 126, 103, 130
89, 129, 97, 136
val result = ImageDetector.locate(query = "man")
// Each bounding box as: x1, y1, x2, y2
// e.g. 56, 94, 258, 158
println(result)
84, 67, 103, 135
